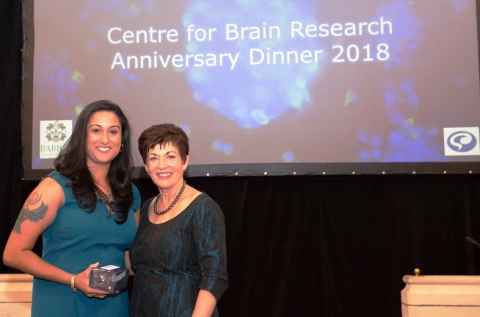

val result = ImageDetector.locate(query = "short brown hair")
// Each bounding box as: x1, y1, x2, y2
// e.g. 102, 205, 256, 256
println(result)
138, 123, 189, 163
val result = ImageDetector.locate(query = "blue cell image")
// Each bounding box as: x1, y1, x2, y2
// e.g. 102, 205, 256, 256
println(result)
211, 140, 234, 156
183, 0, 325, 128
282, 151, 296, 162
450, 0, 471, 13
375, 0, 423, 69
37, 56, 82, 109
358, 77, 443, 162
111, 69, 141, 90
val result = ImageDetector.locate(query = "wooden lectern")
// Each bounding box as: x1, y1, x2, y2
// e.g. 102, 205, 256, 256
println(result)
0, 274, 33, 317
402, 275, 480, 317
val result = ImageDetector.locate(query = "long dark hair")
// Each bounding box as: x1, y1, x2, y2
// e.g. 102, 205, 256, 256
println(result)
54, 100, 133, 224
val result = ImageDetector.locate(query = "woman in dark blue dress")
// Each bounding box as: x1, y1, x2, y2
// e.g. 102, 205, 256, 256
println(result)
130, 123, 228, 317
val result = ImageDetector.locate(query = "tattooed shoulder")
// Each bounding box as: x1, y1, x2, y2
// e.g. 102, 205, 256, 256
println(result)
14, 192, 48, 234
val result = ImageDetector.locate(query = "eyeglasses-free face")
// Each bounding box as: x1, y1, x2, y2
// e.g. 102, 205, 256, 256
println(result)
85, 111, 122, 169
144, 143, 189, 193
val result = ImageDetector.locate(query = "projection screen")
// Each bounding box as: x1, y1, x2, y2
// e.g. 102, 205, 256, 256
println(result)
22, 0, 480, 178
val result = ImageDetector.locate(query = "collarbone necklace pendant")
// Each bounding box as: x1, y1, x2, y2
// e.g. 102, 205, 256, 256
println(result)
95, 185, 114, 215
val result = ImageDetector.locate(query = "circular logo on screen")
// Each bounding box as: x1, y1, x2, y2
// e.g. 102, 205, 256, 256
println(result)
45, 121, 68, 143
447, 131, 477, 153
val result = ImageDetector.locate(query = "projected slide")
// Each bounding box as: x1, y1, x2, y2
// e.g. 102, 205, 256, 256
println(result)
28, 0, 480, 175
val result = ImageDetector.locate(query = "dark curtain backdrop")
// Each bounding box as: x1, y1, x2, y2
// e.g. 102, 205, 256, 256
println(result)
2, 2, 480, 317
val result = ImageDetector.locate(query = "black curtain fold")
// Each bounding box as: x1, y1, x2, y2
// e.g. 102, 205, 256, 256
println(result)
192, 176, 480, 316
0, 0, 23, 267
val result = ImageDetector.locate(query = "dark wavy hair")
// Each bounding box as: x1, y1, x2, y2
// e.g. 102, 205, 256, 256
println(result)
138, 123, 189, 163
54, 100, 133, 224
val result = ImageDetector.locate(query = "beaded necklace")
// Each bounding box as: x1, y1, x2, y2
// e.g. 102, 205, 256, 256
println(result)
153, 181, 186, 215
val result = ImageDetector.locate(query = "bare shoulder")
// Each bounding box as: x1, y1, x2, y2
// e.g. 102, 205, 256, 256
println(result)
32, 176, 65, 205
13, 177, 64, 234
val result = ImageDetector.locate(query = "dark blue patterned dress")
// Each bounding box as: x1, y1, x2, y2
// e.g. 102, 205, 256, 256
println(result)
130, 193, 228, 317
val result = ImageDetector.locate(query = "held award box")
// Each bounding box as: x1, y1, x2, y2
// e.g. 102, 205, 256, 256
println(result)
89, 265, 128, 295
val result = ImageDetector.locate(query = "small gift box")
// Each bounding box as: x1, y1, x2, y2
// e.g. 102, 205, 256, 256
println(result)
89, 265, 128, 295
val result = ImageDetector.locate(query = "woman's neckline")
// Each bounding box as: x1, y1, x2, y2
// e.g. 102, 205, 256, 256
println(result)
147, 192, 204, 225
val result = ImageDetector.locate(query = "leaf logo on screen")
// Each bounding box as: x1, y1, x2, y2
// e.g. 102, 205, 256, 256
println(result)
443, 127, 480, 156
45, 122, 68, 142
39, 120, 73, 159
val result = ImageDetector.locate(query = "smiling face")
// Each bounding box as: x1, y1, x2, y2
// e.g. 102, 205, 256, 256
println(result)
85, 110, 122, 169
144, 143, 189, 192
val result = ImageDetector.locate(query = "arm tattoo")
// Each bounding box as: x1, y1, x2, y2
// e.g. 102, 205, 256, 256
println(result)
14, 192, 48, 234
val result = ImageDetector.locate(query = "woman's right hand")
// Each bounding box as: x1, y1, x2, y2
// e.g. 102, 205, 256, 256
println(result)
73, 263, 109, 299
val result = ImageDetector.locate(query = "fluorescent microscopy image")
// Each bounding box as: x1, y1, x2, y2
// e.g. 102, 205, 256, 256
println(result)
375, 0, 423, 69
211, 140, 234, 156
183, 0, 325, 128
37, 56, 82, 110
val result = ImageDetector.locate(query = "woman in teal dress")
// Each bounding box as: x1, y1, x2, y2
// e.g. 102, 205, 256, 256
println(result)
130, 124, 228, 317
3, 100, 140, 317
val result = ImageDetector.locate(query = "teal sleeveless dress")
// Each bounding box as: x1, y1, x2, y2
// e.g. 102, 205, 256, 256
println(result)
31, 171, 140, 317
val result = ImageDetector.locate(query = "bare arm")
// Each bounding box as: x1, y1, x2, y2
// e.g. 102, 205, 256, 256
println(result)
192, 289, 217, 317
3, 178, 67, 281
2, 177, 107, 297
